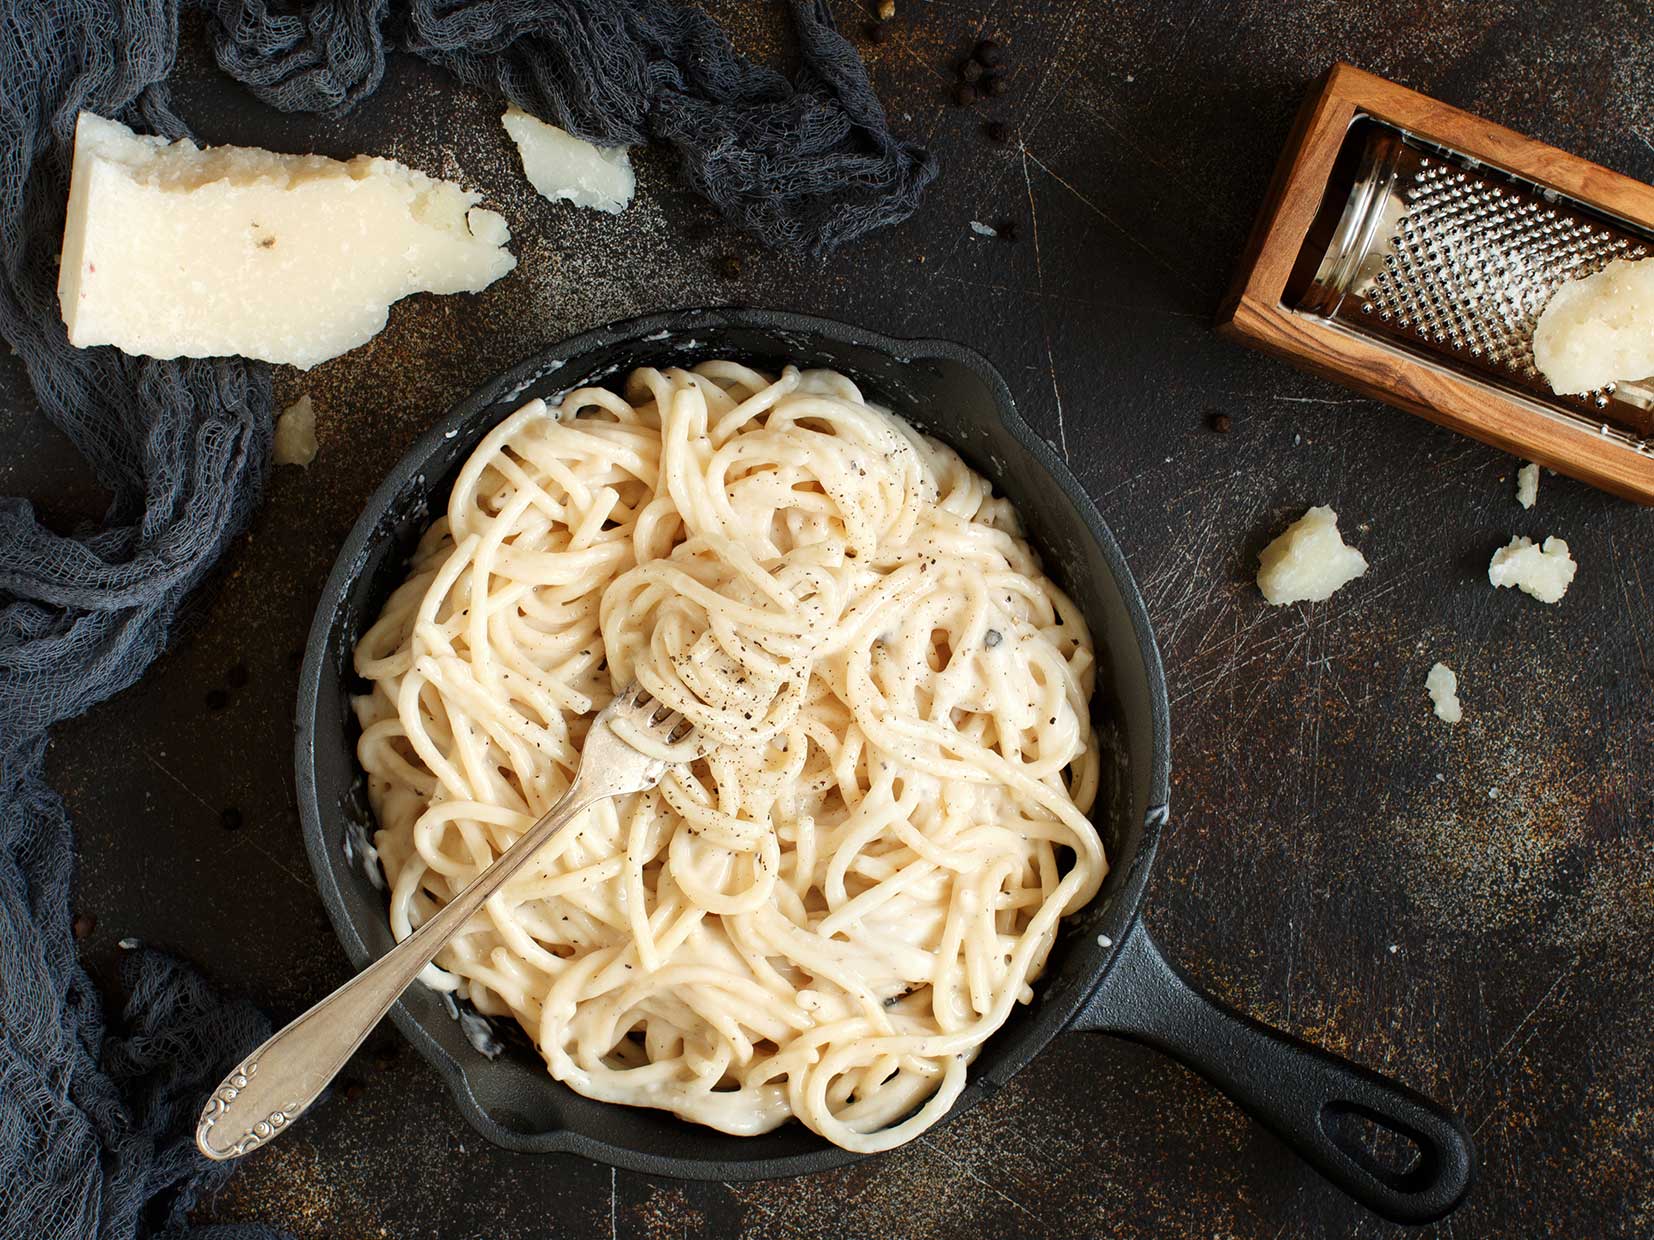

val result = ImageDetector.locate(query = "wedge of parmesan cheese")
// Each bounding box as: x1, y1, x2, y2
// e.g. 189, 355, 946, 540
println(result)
1256, 505, 1369, 605
58, 112, 515, 369
501, 107, 634, 215
1488, 535, 1576, 604
1533, 258, 1654, 394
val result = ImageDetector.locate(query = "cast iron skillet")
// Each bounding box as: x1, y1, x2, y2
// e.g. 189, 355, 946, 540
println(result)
296, 308, 1473, 1224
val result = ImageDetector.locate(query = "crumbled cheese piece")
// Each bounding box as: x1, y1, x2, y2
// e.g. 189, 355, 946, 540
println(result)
1516, 462, 1539, 509
57, 112, 514, 369
969, 220, 998, 237
1256, 505, 1369, 605
1533, 258, 1654, 394
273, 395, 318, 466
1425, 662, 1461, 724
501, 107, 634, 215
1488, 535, 1577, 604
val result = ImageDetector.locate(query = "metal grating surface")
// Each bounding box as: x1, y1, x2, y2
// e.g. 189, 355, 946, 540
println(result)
1360, 155, 1649, 406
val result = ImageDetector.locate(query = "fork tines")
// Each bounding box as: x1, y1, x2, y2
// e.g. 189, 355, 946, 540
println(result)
614, 684, 694, 743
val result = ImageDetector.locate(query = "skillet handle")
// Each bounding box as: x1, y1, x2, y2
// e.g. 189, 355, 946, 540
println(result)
1074, 918, 1473, 1225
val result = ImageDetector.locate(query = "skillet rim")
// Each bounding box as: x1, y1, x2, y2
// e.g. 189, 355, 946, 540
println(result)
295, 306, 1172, 1179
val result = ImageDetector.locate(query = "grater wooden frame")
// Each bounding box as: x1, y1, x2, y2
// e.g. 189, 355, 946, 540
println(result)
1218, 62, 1654, 504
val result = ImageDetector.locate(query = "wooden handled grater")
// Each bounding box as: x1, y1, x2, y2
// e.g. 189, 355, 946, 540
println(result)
1219, 63, 1654, 504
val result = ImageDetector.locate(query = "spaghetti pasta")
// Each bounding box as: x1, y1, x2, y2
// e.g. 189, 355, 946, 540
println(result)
352, 361, 1106, 1151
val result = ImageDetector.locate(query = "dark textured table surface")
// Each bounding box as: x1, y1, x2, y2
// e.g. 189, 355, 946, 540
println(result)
7, 3, 1652, 1237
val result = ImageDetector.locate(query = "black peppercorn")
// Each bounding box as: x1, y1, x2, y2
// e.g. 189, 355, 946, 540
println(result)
226, 662, 249, 688
952, 82, 975, 107
718, 254, 743, 280
72, 913, 97, 940
864, 22, 887, 44
221, 806, 243, 831
985, 120, 1010, 144
981, 73, 1009, 97
205, 688, 228, 711
960, 58, 984, 84
996, 219, 1017, 242
974, 39, 1003, 67
1210, 412, 1233, 433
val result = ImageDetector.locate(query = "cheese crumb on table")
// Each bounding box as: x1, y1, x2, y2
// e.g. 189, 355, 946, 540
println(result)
1425, 662, 1461, 723
1488, 535, 1577, 604
1533, 258, 1654, 394
1516, 462, 1539, 509
273, 395, 317, 467
1256, 505, 1369, 605
501, 107, 634, 215
58, 112, 515, 369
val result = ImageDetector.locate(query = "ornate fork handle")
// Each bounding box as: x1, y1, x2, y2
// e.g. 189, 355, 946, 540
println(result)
196, 775, 608, 1161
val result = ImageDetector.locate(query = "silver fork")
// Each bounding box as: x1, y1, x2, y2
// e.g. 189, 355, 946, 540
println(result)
196, 684, 698, 1161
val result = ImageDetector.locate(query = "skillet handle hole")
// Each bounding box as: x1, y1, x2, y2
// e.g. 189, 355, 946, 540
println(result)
1321, 1100, 1432, 1190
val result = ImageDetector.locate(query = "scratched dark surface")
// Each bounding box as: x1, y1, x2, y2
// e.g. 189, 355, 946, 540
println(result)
6, 2, 1652, 1237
